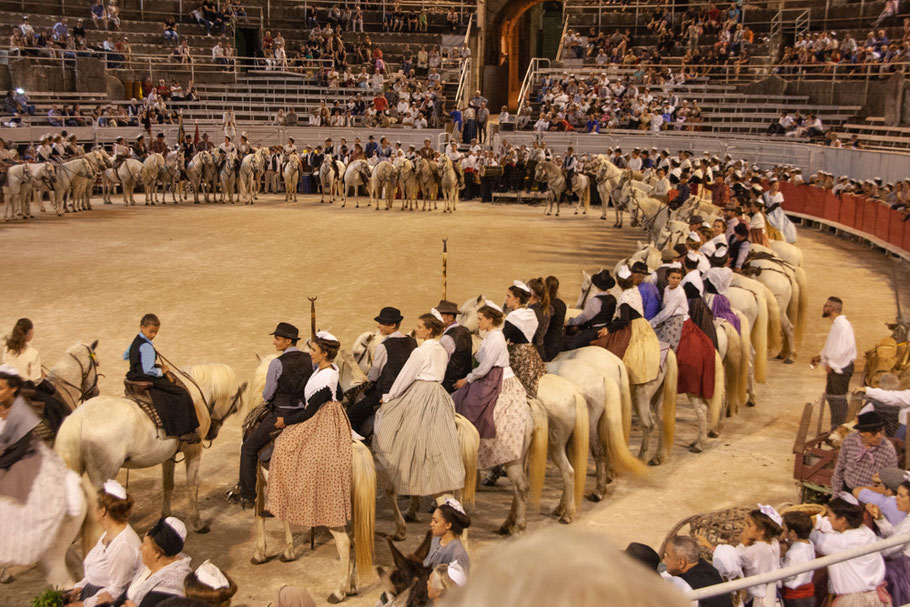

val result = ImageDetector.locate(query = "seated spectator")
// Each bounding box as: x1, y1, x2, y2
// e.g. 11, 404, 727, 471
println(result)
107, 0, 121, 30
90, 0, 107, 29
855, 465, 908, 526
663, 535, 733, 607
868, 478, 910, 604
780, 511, 816, 607
446, 8, 459, 33
122, 517, 193, 606
831, 405, 898, 493
163, 17, 178, 45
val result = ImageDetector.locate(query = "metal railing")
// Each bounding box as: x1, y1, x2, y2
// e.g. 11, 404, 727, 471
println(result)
770, 7, 811, 40
454, 56, 471, 108
555, 19, 570, 62
516, 57, 550, 118
687, 531, 910, 607
286, 0, 476, 29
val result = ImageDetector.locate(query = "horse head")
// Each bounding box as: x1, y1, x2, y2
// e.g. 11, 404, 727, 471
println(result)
185, 363, 246, 442
458, 294, 486, 334
336, 347, 369, 395
54, 340, 102, 403
40, 163, 57, 190
576, 270, 599, 308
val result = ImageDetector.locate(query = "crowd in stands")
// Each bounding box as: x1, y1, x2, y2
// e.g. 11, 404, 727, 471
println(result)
774, 23, 910, 76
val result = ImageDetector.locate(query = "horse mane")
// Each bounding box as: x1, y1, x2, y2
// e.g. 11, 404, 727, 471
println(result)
186, 363, 241, 413
337, 348, 368, 390
241, 354, 275, 420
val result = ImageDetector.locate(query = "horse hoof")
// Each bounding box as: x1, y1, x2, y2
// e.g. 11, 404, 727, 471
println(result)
586, 492, 603, 503
688, 444, 703, 454
574, 211, 578, 215
495, 525, 511, 536
390, 530, 407, 542
403, 511, 418, 523
558, 515, 573, 525
250, 554, 269, 565
327, 591, 346, 604
194, 523, 211, 534
648, 458, 663, 466
279, 551, 297, 563
783, 358, 794, 365
746, 400, 756, 408
708, 429, 719, 439
57, 212, 63, 217
546, 212, 551, 216
0, 570, 12, 583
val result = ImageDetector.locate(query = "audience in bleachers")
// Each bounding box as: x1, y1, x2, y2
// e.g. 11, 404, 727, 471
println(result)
774, 26, 910, 77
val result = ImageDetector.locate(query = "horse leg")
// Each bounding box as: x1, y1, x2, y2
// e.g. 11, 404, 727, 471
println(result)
251, 514, 269, 564
403, 495, 421, 522
161, 458, 176, 518
384, 489, 407, 541
279, 520, 296, 562
547, 425, 575, 524
183, 446, 209, 533
499, 459, 529, 535
326, 527, 353, 604
688, 396, 708, 453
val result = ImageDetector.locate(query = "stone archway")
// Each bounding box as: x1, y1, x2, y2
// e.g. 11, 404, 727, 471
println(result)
487, 0, 550, 109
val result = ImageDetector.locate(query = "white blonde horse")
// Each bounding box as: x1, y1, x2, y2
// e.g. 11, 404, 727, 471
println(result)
3, 162, 57, 220
78, 149, 113, 210
151, 149, 184, 204
415, 156, 439, 211
370, 160, 398, 210
239, 148, 269, 205
186, 151, 216, 203
282, 154, 302, 203
341, 159, 373, 208
743, 250, 808, 362
395, 157, 420, 211
534, 160, 591, 217
103, 158, 144, 205
589, 157, 624, 224
319, 157, 346, 204
218, 151, 239, 204
52, 157, 96, 216
140, 153, 166, 205
438, 155, 460, 213
54, 364, 247, 536
241, 355, 375, 604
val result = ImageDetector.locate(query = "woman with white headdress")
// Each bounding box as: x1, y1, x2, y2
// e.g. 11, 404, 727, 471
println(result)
267, 331, 352, 528
176, 559, 238, 606
122, 517, 192, 607
65, 480, 141, 607
452, 301, 532, 470
503, 281, 546, 398
373, 313, 465, 498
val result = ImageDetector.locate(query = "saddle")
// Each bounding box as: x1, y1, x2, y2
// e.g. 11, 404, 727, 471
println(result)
124, 379, 163, 429
242, 402, 281, 464
19, 388, 55, 443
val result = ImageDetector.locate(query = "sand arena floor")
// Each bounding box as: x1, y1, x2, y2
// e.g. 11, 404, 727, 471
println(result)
2, 193, 907, 606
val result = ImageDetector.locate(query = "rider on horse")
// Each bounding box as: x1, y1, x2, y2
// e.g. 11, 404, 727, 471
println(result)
437, 300, 472, 393
123, 314, 200, 444
150, 132, 168, 156
561, 146, 577, 204
324, 137, 339, 182
229, 322, 313, 508
347, 307, 416, 439
112, 136, 130, 170
131, 134, 149, 161
216, 135, 237, 174
445, 142, 464, 190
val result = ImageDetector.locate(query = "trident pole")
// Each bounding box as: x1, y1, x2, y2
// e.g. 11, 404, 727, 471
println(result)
442, 238, 448, 300
306, 294, 317, 551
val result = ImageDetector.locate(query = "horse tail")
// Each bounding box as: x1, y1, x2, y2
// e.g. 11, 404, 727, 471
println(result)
351, 440, 375, 584
455, 414, 479, 511
794, 265, 809, 348
54, 412, 84, 474
734, 310, 752, 409
568, 388, 589, 509
763, 283, 783, 355
527, 398, 549, 513
618, 361, 633, 445
723, 323, 743, 417
583, 180, 591, 213
709, 350, 725, 431
600, 377, 646, 477
752, 289, 768, 384
661, 349, 678, 462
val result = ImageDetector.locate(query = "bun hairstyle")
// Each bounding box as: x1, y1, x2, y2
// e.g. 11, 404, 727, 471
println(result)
437, 503, 471, 535
184, 570, 238, 607
97, 489, 135, 523
508, 285, 531, 305
748, 509, 782, 540
4, 318, 33, 356
527, 277, 551, 318
616, 274, 634, 290
418, 313, 445, 337
477, 305, 504, 326
827, 497, 865, 529
312, 334, 340, 361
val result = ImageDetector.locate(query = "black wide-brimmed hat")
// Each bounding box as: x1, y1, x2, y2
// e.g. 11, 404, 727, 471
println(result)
269, 322, 300, 341
631, 261, 650, 275
435, 300, 460, 316
855, 407, 884, 432
591, 270, 615, 290
374, 306, 403, 325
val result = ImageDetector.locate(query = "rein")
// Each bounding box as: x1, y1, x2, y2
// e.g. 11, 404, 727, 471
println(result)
46, 344, 102, 408
155, 352, 243, 432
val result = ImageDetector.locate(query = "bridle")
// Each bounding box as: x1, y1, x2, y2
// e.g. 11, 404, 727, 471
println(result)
209, 384, 244, 427
355, 333, 375, 366
48, 343, 102, 408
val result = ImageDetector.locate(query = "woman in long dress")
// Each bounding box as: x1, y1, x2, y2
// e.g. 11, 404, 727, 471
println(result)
373, 313, 465, 498
503, 281, 546, 398
453, 303, 532, 470
65, 480, 141, 607
267, 331, 352, 529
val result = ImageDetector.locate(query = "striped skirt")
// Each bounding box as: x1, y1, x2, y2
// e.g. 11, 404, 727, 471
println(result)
373, 380, 465, 496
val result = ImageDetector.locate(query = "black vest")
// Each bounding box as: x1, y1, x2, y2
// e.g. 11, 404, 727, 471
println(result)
376, 335, 417, 397
127, 334, 157, 381
583, 294, 616, 329
272, 349, 313, 410
678, 561, 734, 607
442, 325, 473, 390
728, 236, 747, 268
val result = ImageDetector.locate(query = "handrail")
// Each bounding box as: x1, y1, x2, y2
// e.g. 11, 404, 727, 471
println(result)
516, 57, 550, 117
555, 19, 570, 62
687, 530, 910, 606
455, 56, 471, 108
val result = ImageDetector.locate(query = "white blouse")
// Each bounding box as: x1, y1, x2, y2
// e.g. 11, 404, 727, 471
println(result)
617, 287, 644, 317
383, 339, 448, 402
781, 541, 816, 589
465, 329, 513, 384
505, 307, 538, 342
2, 344, 42, 382
874, 511, 910, 558
732, 540, 780, 598
77, 525, 142, 607
811, 525, 886, 594
649, 285, 689, 327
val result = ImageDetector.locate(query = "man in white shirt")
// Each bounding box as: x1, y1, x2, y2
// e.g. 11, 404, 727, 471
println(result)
812, 296, 856, 427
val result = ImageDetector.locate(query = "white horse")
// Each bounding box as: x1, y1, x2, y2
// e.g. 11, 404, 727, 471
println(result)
238, 148, 269, 204
3, 162, 56, 220
438, 155, 460, 213
241, 355, 376, 604
743, 250, 808, 362
395, 157, 420, 211
151, 150, 184, 204
54, 363, 247, 536
534, 160, 591, 217
370, 160, 398, 210
319, 157, 345, 204
52, 157, 96, 216
186, 151, 216, 203
218, 151, 239, 204
139, 154, 166, 205
341, 159, 373, 208
103, 158, 144, 205
415, 156, 439, 211
78, 149, 113, 210
282, 154, 302, 203
589, 157, 624, 224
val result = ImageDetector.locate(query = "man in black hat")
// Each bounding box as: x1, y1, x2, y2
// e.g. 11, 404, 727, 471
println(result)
180, 134, 195, 178
830, 404, 897, 493
437, 300, 473, 393
565, 270, 616, 350
347, 307, 417, 438
150, 132, 168, 156
229, 322, 313, 507
728, 222, 751, 272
